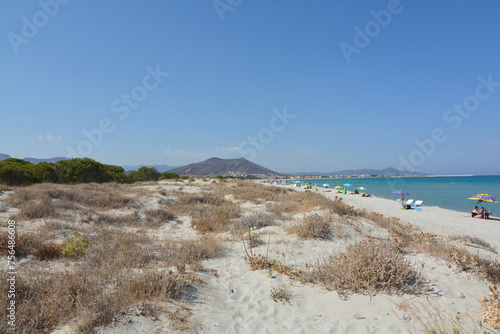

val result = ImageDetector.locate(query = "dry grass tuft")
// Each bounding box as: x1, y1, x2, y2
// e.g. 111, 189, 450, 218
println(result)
170, 192, 240, 233
93, 212, 139, 226
449, 248, 500, 284
14, 197, 60, 220
144, 208, 175, 226
287, 213, 332, 240
450, 235, 496, 253
270, 286, 292, 303
118, 269, 187, 301
306, 239, 425, 298
234, 212, 277, 230
33, 242, 64, 261
167, 237, 224, 272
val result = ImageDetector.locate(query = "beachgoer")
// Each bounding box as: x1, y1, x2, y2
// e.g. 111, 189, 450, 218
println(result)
333, 196, 338, 202
354, 189, 359, 194
400, 194, 404, 202
481, 207, 492, 219
472, 206, 482, 218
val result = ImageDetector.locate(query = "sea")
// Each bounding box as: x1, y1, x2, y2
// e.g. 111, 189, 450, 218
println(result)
296, 175, 500, 214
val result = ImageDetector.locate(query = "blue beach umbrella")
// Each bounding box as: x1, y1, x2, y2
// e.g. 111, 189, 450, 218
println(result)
344, 183, 353, 187
392, 190, 410, 195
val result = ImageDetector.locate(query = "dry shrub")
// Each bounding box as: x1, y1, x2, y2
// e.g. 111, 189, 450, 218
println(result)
450, 235, 496, 253
171, 192, 240, 227
266, 201, 297, 214
287, 213, 332, 240
144, 208, 175, 226
38, 220, 65, 234
118, 269, 187, 301
387, 228, 500, 285
234, 212, 276, 230
7, 183, 135, 211
170, 192, 240, 233
33, 242, 63, 261
93, 212, 139, 226
84, 229, 160, 271
167, 237, 224, 272
306, 239, 425, 298
14, 197, 59, 220
449, 248, 500, 284
482, 285, 500, 329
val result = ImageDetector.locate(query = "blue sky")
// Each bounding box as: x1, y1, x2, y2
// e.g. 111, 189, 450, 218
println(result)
1, 0, 499, 175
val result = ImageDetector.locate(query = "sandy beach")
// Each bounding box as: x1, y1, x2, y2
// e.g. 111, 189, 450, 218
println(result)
1, 180, 499, 333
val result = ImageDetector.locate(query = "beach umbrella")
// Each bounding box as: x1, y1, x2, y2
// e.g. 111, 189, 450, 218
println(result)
468, 194, 498, 203
357, 187, 367, 191
392, 190, 410, 195
342, 183, 353, 195
334, 186, 342, 189
322, 184, 329, 188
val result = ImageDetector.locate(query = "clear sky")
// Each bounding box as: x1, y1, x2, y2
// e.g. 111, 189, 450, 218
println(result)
1, 0, 499, 175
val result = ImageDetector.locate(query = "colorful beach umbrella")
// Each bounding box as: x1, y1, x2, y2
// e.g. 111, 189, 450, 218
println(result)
357, 187, 367, 191
344, 183, 353, 187
468, 194, 498, 203
392, 190, 410, 195
334, 186, 342, 189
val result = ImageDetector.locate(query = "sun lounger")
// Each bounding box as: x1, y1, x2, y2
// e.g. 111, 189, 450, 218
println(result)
403, 199, 414, 209
413, 200, 423, 211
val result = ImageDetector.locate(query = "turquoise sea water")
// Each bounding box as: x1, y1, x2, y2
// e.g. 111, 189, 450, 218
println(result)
298, 176, 500, 214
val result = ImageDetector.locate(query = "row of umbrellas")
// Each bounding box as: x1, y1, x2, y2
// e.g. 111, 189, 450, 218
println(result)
392, 190, 498, 203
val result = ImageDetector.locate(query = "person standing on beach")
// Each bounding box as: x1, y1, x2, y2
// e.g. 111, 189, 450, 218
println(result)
401, 194, 404, 202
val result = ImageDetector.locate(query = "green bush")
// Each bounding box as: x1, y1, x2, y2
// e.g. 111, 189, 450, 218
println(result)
128, 166, 160, 181
61, 232, 89, 258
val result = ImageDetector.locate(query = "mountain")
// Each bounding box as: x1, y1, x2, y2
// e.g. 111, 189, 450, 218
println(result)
0, 154, 68, 164
121, 164, 179, 173
169, 157, 278, 176
0, 154, 12, 161
24, 157, 69, 164
288, 168, 428, 177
